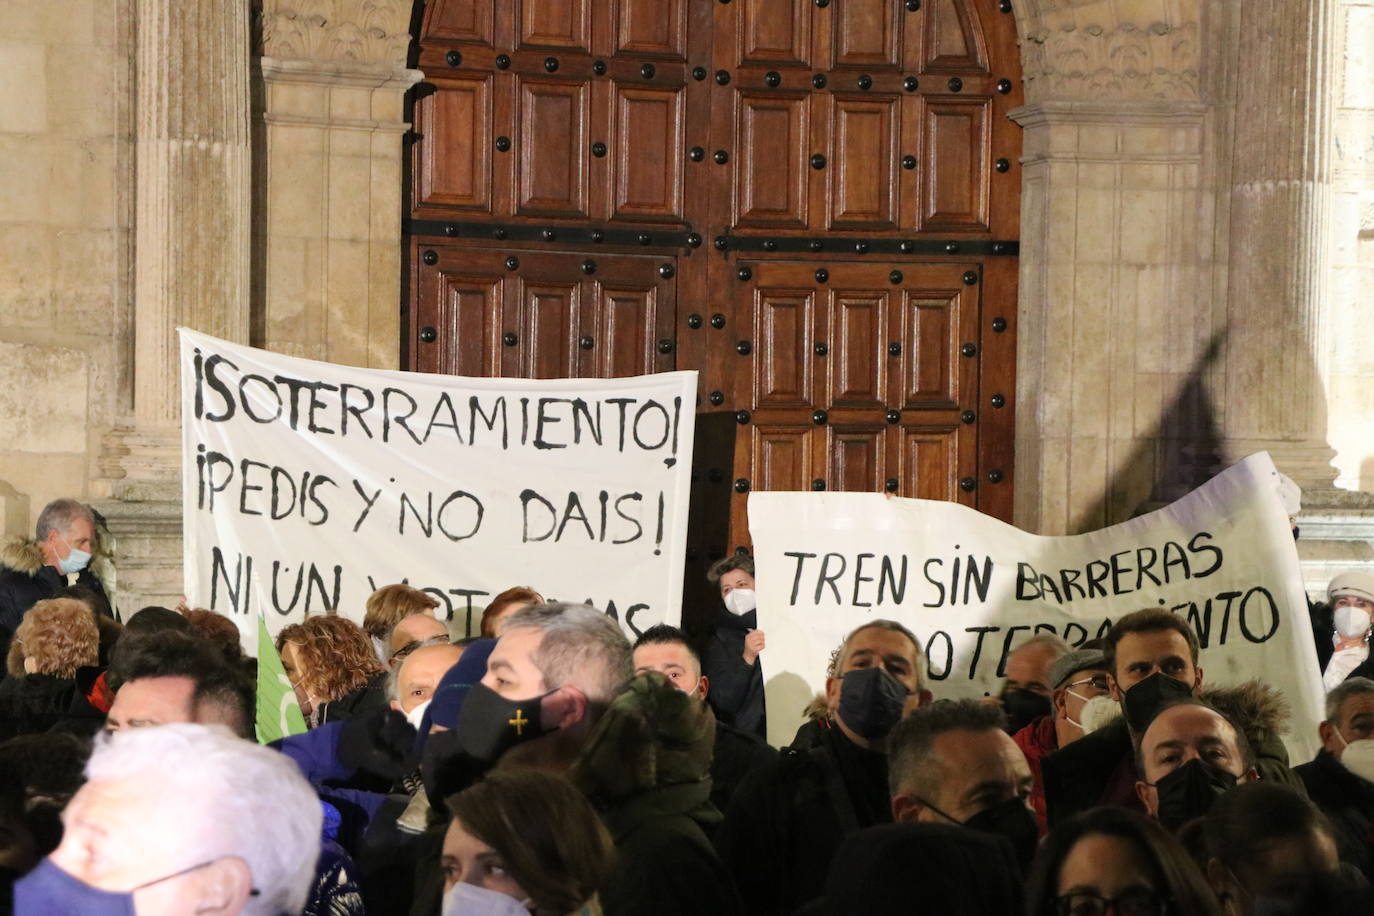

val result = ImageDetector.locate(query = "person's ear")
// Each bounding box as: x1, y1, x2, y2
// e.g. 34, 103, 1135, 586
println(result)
891, 793, 920, 823
1134, 779, 1158, 817
1051, 687, 1069, 719
1240, 766, 1259, 784
825, 676, 841, 714
1108, 674, 1122, 703
1319, 721, 1342, 755
23, 656, 37, 675
543, 686, 588, 730
190, 855, 253, 915
1193, 665, 1204, 689
916, 687, 933, 708
697, 676, 709, 700
389, 698, 401, 711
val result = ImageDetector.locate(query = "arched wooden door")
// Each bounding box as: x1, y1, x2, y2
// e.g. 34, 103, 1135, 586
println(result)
405, 0, 1021, 631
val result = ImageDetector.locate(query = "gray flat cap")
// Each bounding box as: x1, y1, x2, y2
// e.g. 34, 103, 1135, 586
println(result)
1049, 647, 1108, 689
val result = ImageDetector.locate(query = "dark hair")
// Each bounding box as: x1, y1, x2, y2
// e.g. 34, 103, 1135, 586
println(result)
1025, 807, 1225, 916
0, 732, 92, 858
834, 619, 926, 681
1132, 699, 1255, 778
888, 699, 1006, 799
180, 608, 244, 663
1202, 782, 1334, 873
632, 624, 702, 667
109, 631, 255, 739
706, 554, 754, 585
479, 586, 545, 638
124, 606, 195, 637
446, 768, 615, 913
1103, 609, 1201, 678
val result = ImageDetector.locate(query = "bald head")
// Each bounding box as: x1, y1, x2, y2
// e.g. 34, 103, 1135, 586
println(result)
391, 643, 464, 714
388, 613, 448, 658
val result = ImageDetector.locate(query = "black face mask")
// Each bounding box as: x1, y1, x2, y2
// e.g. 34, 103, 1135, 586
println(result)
1149, 757, 1239, 831
1000, 687, 1052, 735
963, 796, 1041, 871
837, 666, 911, 740
454, 682, 555, 764
1122, 672, 1195, 734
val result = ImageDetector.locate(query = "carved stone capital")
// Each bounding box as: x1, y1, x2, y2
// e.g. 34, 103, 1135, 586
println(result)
1020, 18, 1200, 102
257, 0, 415, 68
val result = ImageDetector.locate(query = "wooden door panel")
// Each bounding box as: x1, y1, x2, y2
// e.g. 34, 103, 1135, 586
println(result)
414, 79, 495, 213
613, 0, 688, 59
900, 427, 962, 502
830, 0, 902, 70
515, 78, 590, 216
434, 274, 504, 376
750, 425, 814, 491
737, 0, 812, 67
828, 95, 899, 229
593, 284, 660, 377
423, 0, 497, 46
921, 98, 991, 231
830, 289, 886, 408
828, 424, 885, 492
520, 280, 582, 378
517, 0, 592, 52
735, 93, 810, 227
895, 290, 961, 408
752, 286, 816, 408
922, 0, 988, 71
611, 85, 685, 222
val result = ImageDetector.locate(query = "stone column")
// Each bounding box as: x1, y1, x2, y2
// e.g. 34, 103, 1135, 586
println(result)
1217, 0, 1339, 491
97, 0, 253, 612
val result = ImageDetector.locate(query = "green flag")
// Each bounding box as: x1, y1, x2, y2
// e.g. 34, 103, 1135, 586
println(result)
256, 615, 307, 743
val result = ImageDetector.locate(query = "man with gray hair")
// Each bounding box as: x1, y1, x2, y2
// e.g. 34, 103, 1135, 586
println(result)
15, 723, 322, 915
1295, 676, 1374, 879
995, 631, 1072, 735
0, 498, 109, 661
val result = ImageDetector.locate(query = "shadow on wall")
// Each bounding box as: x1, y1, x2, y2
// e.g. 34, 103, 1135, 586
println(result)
0, 481, 30, 538
1360, 457, 1374, 494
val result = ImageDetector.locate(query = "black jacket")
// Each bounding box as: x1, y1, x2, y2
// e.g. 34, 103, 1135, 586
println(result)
319, 671, 390, 725
710, 719, 779, 818
714, 725, 891, 915
704, 608, 766, 738
0, 538, 109, 665
1295, 749, 1374, 880
0, 674, 78, 740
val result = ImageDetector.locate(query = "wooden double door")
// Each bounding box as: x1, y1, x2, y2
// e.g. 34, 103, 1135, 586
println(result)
405, 0, 1022, 627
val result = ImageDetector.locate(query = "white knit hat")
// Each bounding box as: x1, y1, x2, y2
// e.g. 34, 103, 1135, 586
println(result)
1328, 571, 1374, 605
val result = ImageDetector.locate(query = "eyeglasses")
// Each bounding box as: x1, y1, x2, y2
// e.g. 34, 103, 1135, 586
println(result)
1067, 675, 1111, 693
1055, 890, 1170, 916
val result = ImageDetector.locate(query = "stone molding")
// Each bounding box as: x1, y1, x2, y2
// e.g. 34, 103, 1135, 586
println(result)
257, 0, 415, 68
1021, 20, 1200, 102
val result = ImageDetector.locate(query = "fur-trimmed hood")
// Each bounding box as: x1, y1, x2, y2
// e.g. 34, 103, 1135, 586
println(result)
0, 538, 43, 577
1200, 679, 1291, 751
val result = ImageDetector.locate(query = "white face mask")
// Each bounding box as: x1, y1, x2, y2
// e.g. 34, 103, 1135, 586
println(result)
1335, 730, 1374, 783
405, 698, 431, 731
723, 588, 757, 616
441, 882, 532, 916
1068, 694, 1120, 735
1334, 605, 1372, 639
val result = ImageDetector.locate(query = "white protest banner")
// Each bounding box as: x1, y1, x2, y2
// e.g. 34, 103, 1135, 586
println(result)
179, 329, 696, 648
748, 452, 1324, 760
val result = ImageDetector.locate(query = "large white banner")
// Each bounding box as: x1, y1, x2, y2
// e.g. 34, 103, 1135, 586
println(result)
179, 329, 696, 648
749, 453, 1324, 761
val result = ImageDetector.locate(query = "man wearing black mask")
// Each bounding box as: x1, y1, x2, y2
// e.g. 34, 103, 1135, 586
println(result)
1041, 609, 1204, 826
1135, 699, 1256, 830
887, 699, 1040, 872
714, 620, 930, 915
996, 633, 1071, 734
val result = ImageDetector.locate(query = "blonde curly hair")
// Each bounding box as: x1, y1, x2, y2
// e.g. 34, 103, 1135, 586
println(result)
15, 598, 99, 679
276, 615, 383, 704
361, 584, 439, 639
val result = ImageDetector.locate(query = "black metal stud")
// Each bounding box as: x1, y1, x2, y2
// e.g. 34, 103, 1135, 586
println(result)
592, 60, 607, 75
711, 314, 726, 329
658, 339, 675, 354
991, 317, 1007, 332
996, 78, 1012, 94
814, 268, 829, 283
765, 71, 781, 87
809, 239, 824, 252
715, 69, 731, 85
495, 135, 511, 152
492, 227, 507, 240
658, 263, 675, 279
444, 223, 459, 237
815, 0, 830, 6
961, 342, 977, 357
812, 73, 827, 89
948, 77, 963, 92
736, 340, 752, 355
714, 149, 729, 164
812, 410, 828, 425
579, 336, 594, 350
999, 0, 1012, 11
689, 146, 705, 162
814, 342, 829, 356
888, 342, 902, 356
992, 242, 1008, 255
504, 256, 519, 270
995, 158, 1010, 173
419, 326, 437, 342
641, 63, 656, 80
889, 270, 903, 284
963, 270, 978, 285
495, 54, 510, 70
692, 66, 707, 81
734, 478, 751, 493
422, 249, 438, 265
901, 155, 917, 170
591, 142, 607, 158
906, 0, 921, 8
885, 478, 899, 492
810, 154, 827, 169
904, 76, 919, 92
708, 390, 725, 405
446, 50, 462, 67
638, 232, 653, 245
589, 229, 604, 243
763, 239, 777, 252
687, 313, 703, 329
503, 332, 518, 347
886, 409, 901, 423
544, 56, 559, 72
811, 479, 826, 491
988, 468, 1005, 483
990, 393, 1006, 408
581, 259, 597, 275
857, 74, 873, 90
714, 236, 729, 251
737, 266, 752, 281
542, 228, 557, 241
945, 241, 961, 253
854, 241, 869, 254
960, 477, 977, 492
686, 233, 702, 248
961, 410, 976, 424
899, 240, 915, 253
735, 409, 751, 424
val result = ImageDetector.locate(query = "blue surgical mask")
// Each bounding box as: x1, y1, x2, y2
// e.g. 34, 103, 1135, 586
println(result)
56, 531, 91, 575
15, 855, 254, 915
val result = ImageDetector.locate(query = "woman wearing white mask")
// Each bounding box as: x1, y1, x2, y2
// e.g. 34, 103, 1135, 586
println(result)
703, 555, 767, 738
440, 768, 613, 916
1321, 572, 1374, 691
1293, 676, 1374, 882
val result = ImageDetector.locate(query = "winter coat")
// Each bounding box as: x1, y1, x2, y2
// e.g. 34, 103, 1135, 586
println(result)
0, 538, 110, 665
714, 723, 891, 915
710, 719, 778, 818
318, 671, 389, 725
0, 674, 78, 739
1042, 680, 1303, 827
572, 672, 744, 916
1295, 749, 1374, 881
703, 608, 766, 738
1011, 713, 1059, 835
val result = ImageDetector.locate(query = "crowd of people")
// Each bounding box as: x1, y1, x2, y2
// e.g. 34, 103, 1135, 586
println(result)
2, 497, 1374, 914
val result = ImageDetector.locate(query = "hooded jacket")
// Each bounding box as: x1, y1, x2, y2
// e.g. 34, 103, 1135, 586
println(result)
0, 538, 110, 662
1042, 679, 1303, 827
